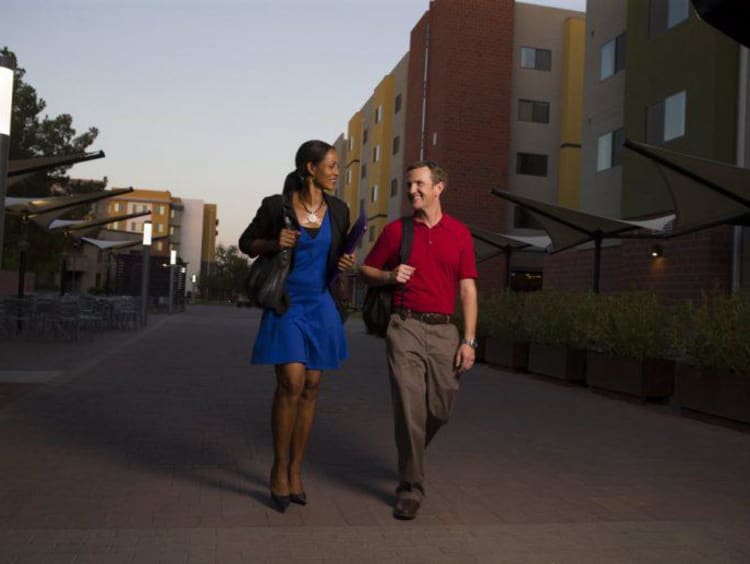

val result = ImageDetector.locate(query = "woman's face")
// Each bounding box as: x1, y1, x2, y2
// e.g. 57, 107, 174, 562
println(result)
308, 149, 339, 192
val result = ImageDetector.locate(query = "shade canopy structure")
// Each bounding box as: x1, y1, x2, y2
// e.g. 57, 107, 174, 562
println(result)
7, 151, 105, 177
4, 187, 133, 219
47, 210, 151, 234
80, 234, 168, 251
624, 139, 750, 234
490, 189, 674, 292
470, 225, 549, 288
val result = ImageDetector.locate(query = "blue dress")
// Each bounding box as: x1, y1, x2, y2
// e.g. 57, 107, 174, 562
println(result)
251, 212, 348, 370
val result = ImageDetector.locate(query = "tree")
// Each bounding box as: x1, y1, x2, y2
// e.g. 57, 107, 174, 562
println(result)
198, 244, 250, 301
2, 47, 100, 196
2, 48, 103, 277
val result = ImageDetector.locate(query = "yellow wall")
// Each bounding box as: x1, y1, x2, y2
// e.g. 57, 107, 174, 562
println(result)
558, 17, 585, 209
202, 203, 217, 265
344, 112, 362, 222
365, 74, 395, 251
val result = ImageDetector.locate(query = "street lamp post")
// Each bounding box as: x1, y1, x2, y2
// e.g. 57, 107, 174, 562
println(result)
141, 221, 152, 327
0, 54, 15, 272
168, 249, 176, 314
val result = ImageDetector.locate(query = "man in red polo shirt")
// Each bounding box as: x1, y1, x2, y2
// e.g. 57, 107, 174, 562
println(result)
360, 160, 478, 520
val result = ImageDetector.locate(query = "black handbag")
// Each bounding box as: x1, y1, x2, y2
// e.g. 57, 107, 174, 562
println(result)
245, 203, 294, 315
362, 217, 414, 337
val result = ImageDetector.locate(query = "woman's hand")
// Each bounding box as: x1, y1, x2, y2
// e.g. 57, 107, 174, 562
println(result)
337, 253, 356, 272
278, 228, 300, 250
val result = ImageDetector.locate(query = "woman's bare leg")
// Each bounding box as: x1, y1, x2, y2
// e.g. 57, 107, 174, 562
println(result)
288, 370, 322, 493
270, 362, 306, 494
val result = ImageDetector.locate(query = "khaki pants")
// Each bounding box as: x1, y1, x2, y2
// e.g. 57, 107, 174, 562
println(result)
386, 314, 460, 501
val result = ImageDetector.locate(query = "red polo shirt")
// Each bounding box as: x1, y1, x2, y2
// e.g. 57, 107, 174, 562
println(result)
364, 213, 478, 315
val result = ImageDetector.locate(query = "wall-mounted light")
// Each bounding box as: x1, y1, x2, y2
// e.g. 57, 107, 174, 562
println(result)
170, 249, 177, 265
651, 244, 663, 258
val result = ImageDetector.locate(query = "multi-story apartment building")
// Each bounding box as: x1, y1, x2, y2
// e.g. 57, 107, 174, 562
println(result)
340, 0, 584, 290
545, 0, 749, 299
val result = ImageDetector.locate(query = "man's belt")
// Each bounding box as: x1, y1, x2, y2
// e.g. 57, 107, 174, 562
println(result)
393, 308, 453, 325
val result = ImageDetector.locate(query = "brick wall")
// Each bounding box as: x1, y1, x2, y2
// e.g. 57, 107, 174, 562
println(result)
543, 226, 733, 302
403, 0, 515, 294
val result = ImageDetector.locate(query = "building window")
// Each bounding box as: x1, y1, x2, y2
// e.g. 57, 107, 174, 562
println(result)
373, 144, 380, 162
170, 226, 175, 236
395, 93, 402, 114
363, 128, 368, 145
348, 137, 354, 151
111, 221, 119, 231
375, 105, 382, 124
390, 178, 398, 197
432, 132, 438, 146
170, 209, 175, 219
513, 206, 545, 230
158, 205, 165, 215
157, 222, 164, 233
370, 185, 378, 202
646, 90, 686, 144
518, 99, 549, 124
650, 0, 689, 38
600, 33, 626, 80
361, 163, 367, 179
392, 136, 400, 154
113, 202, 121, 213
516, 153, 548, 177
520, 47, 551, 71
156, 241, 163, 251
597, 128, 625, 171
130, 222, 137, 231
346, 169, 352, 185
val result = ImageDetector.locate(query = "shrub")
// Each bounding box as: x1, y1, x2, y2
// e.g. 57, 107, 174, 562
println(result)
590, 291, 675, 360
523, 290, 596, 349
476, 290, 529, 342
678, 290, 750, 374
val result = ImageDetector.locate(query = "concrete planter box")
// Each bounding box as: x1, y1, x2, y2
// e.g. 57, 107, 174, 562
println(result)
483, 338, 529, 372
586, 352, 675, 401
675, 364, 750, 425
527, 343, 586, 383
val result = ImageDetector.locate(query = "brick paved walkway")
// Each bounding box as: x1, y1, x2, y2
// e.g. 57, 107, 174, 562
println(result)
0, 305, 748, 563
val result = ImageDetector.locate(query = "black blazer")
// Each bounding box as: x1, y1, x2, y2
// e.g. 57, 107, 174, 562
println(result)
239, 191, 351, 316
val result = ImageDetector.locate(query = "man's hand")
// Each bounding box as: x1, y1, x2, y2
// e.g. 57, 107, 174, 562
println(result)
337, 253, 356, 272
391, 264, 416, 285
455, 343, 476, 374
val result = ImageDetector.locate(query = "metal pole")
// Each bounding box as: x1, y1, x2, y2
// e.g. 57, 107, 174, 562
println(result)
168, 264, 175, 314
141, 245, 150, 326
504, 248, 512, 289
593, 238, 602, 294
0, 54, 15, 272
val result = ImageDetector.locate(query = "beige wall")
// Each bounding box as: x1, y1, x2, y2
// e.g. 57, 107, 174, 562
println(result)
388, 53, 409, 221
580, 0, 627, 218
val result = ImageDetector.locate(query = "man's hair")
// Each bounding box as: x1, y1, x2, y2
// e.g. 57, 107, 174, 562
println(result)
406, 160, 447, 186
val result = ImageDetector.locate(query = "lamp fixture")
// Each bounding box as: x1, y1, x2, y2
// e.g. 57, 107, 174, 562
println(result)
651, 244, 663, 258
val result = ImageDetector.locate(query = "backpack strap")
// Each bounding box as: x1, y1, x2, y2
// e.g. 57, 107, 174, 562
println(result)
394, 216, 414, 309
398, 216, 414, 264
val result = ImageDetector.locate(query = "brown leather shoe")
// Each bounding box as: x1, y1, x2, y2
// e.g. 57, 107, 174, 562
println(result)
393, 498, 420, 520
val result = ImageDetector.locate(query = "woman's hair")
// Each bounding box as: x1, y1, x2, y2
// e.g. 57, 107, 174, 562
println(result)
283, 139, 333, 193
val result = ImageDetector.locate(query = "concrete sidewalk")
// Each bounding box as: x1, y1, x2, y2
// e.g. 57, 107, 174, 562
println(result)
0, 305, 749, 563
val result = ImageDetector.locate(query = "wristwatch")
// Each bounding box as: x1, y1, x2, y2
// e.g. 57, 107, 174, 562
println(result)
462, 338, 479, 349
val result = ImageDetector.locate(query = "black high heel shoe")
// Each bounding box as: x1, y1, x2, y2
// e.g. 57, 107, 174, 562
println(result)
270, 491, 291, 513
289, 492, 307, 505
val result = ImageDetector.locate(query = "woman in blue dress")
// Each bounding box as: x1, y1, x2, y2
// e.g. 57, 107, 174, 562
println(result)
239, 140, 355, 512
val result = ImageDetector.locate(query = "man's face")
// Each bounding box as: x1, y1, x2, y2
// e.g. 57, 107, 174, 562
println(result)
406, 166, 443, 211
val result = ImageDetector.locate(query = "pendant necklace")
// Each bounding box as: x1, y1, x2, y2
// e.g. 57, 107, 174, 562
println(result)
300, 197, 323, 224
